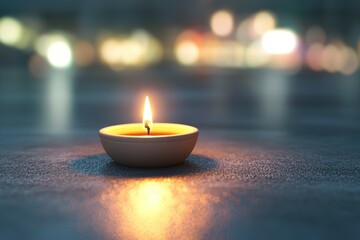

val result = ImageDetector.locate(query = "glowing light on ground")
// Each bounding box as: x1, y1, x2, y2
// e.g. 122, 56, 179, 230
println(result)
0, 17, 24, 46
261, 29, 298, 54
95, 179, 215, 240
175, 40, 199, 65
46, 41, 72, 68
210, 10, 234, 37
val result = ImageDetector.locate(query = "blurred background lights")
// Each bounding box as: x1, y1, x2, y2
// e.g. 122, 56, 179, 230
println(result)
99, 38, 123, 66
321, 44, 343, 73
28, 54, 49, 78
215, 41, 245, 67
210, 10, 234, 37
0, 17, 24, 47
245, 41, 270, 67
73, 40, 95, 67
175, 40, 199, 65
201, 35, 220, 64
46, 40, 72, 68
253, 11, 276, 36
340, 47, 358, 75
236, 18, 255, 42
306, 43, 324, 71
261, 29, 298, 54
98, 31, 162, 69
119, 39, 144, 65
131, 30, 163, 64
35, 33, 70, 56
0, 10, 358, 74
304, 40, 359, 75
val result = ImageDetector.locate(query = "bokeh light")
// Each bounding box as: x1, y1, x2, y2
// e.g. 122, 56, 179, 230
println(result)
217, 41, 245, 67
210, 10, 234, 37
175, 40, 200, 66
340, 47, 358, 75
306, 43, 324, 71
321, 44, 343, 73
98, 30, 162, 69
131, 30, 163, 65
28, 54, 49, 78
118, 39, 144, 65
0, 9, 358, 74
73, 40, 96, 67
46, 41, 72, 68
0, 17, 24, 47
245, 41, 270, 67
261, 29, 298, 54
99, 37, 122, 66
253, 11, 276, 36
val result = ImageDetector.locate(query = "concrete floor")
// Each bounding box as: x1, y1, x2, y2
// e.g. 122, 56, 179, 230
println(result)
1, 67, 360, 240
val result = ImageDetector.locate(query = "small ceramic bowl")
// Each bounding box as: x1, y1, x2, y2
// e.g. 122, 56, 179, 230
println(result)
99, 123, 198, 167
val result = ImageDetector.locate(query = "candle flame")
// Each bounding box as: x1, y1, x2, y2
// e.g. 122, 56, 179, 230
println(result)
143, 96, 153, 130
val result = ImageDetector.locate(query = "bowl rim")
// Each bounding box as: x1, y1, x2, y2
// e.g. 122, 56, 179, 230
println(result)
99, 123, 199, 143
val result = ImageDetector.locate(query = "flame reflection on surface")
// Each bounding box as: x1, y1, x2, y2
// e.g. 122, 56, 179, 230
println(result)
95, 179, 216, 240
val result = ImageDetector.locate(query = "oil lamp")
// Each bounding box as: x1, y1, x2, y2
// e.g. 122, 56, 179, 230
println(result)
99, 96, 198, 167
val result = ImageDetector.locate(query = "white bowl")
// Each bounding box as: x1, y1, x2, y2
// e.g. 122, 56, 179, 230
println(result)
99, 123, 198, 167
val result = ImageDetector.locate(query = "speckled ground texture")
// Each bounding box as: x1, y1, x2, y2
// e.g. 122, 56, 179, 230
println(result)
1, 68, 360, 240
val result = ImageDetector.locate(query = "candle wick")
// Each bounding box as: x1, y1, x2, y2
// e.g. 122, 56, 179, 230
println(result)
145, 122, 151, 135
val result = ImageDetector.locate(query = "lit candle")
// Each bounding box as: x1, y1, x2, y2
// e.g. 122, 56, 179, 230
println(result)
143, 96, 152, 135
99, 96, 198, 167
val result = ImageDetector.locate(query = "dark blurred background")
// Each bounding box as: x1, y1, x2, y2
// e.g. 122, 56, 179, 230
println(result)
0, 0, 359, 135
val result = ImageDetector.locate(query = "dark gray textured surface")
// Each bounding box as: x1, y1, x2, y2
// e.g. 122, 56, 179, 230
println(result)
1, 68, 360, 239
